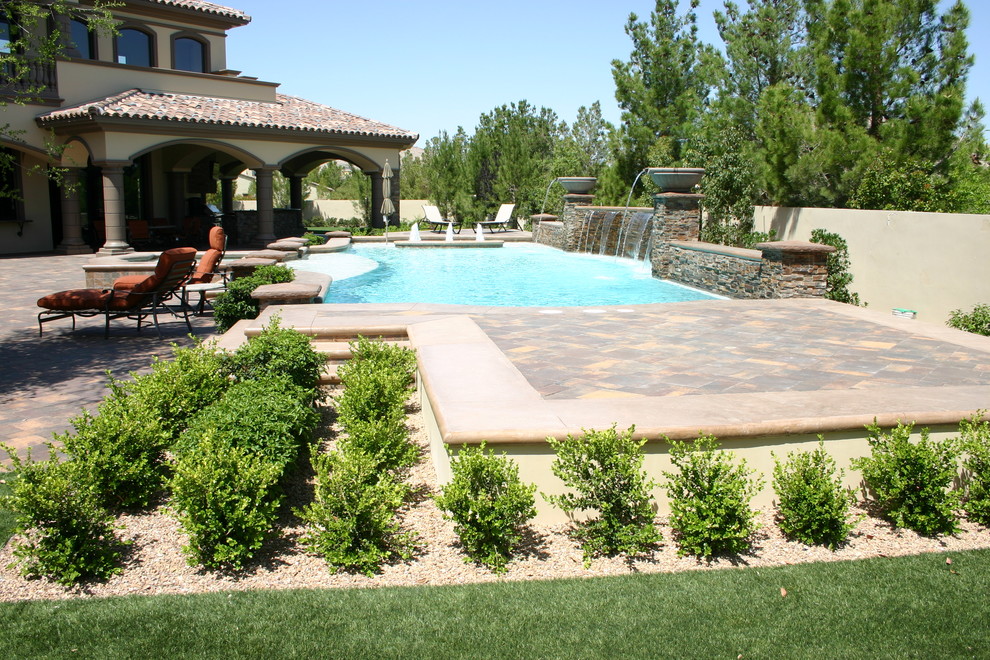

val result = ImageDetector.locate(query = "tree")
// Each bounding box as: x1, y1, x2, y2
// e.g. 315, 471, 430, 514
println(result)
468, 100, 564, 218
1, 1, 116, 200
399, 149, 429, 199
609, 0, 722, 187
423, 128, 472, 220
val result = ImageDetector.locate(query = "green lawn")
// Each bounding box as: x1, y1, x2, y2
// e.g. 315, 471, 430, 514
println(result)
2, 549, 988, 658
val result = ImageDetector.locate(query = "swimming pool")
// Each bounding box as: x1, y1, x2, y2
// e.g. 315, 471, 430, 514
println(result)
291, 243, 720, 306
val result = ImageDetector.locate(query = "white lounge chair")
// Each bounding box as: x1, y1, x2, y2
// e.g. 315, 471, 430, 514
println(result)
477, 203, 518, 233
423, 205, 461, 234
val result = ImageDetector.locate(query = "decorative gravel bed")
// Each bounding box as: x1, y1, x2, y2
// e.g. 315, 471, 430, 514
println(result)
2, 402, 988, 603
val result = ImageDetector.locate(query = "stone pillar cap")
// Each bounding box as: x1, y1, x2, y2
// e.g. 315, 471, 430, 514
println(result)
755, 240, 836, 254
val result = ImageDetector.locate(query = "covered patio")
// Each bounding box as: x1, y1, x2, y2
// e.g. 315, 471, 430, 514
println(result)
29, 89, 417, 255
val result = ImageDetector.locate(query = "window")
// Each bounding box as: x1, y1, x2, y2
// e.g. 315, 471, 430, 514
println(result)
0, 18, 11, 54
116, 28, 152, 67
69, 19, 95, 60
173, 36, 205, 73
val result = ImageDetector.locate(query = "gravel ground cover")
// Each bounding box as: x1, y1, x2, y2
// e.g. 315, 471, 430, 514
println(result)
2, 401, 988, 603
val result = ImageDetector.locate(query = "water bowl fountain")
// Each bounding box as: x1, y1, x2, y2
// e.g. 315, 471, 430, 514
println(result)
556, 177, 598, 194
646, 167, 705, 193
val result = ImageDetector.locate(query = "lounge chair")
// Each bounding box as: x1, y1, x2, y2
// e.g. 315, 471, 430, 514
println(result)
423, 204, 461, 234
181, 226, 229, 314
477, 204, 518, 233
37, 247, 197, 338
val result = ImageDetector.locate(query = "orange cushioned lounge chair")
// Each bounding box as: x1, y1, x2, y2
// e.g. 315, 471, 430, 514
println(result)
37, 247, 197, 338
113, 227, 228, 315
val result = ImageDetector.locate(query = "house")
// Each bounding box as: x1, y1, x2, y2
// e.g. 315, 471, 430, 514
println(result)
0, 0, 418, 255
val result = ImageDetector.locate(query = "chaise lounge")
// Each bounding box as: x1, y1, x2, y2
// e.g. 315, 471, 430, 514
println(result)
423, 204, 462, 234
37, 247, 197, 338
477, 203, 518, 233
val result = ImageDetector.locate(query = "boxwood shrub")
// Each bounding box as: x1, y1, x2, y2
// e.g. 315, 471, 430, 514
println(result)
213, 264, 295, 333
961, 413, 990, 524
296, 448, 413, 576
546, 425, 661, 563
176, 376, 320, 472
851, 421, 961, 536
434, 443, 536, 573
1, 447, 126, 585
772, 441, 858, 549
170, 433, 283, 571
229, 317, 325, 398
664, 435, 762, 559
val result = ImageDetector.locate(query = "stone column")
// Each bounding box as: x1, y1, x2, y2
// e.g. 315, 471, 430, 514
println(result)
220, 176, 235, 214
650, 193, 703, 278
254, 167, 276, 245
288, 175, 304, 210
56, 168, 91, 254
97, 165, 132, 255
369, 171, 384, 229
755, 241, 836, 298
167, 171, 186, 224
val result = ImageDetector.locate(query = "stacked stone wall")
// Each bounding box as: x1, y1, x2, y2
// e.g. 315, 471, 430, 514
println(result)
531, 194, 834, 300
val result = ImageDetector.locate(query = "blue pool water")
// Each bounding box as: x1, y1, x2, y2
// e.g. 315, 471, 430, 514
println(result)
291, 243, 719, 306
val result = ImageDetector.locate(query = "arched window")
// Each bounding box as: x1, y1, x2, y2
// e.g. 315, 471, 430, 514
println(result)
173, 36, 205, 73
1, 16, 13, 54
69, 19, 95, 60
116, 28, 153, 67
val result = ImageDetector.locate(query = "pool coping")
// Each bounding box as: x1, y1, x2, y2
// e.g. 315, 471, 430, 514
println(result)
243, 298, 990, 446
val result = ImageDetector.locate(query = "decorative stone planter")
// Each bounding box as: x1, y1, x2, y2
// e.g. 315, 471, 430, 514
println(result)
556, 177, 597, 194
647, 167, 705, 193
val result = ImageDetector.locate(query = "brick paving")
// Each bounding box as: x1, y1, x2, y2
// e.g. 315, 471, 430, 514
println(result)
474, 302, 990, 400
0, 253, 218, 460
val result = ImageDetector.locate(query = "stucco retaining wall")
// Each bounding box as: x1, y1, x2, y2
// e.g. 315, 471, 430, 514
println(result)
754, 205, 990, 322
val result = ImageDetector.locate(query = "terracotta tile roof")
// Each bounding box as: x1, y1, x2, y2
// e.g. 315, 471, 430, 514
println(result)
38, 89, 419, 142
146, 0, 250, 23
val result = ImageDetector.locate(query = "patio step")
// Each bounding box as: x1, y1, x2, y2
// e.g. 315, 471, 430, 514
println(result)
311, 339, 411, 360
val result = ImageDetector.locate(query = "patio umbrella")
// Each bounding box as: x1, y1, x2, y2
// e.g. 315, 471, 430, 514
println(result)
381, 159, 395, 242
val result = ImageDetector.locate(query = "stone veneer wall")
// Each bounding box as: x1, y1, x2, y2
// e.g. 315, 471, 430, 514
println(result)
533, 194, 835, 300
657, 241, 763, 298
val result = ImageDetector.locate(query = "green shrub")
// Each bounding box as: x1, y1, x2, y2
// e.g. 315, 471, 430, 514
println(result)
664, 435, 762, 559
176, 377, 319, 472
851, 421, 961, 536
1, 447, 126, 585
302, 232, 325, 246
170, 433, 283, 571
772, 441, 858, 549
213, 264, 295, 333
434, 444, 536, 573
296, 448, 413, 576
545, 426, 661, 563
960, 413, 990, 525
348, 336, 417, 383
339, 415, 419, 474
810, 229, 861, 306
126, 341, 232, 440
230, 317, 325, 397
947, 304, 990, 337
55, 380, 171, 509
335, 361, 410, 428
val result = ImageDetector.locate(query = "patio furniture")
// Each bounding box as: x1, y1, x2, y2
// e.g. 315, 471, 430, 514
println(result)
127, 219, 152, 250
37, 247, 197, 338
181, 226, 229, 315
423, 205, 461, 234
477, 204, 518, 233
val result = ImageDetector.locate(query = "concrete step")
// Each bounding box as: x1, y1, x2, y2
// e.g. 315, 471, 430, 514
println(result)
311, 339, 411, 360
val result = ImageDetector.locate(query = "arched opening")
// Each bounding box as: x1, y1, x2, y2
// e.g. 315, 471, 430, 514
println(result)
173, 35, 206, 73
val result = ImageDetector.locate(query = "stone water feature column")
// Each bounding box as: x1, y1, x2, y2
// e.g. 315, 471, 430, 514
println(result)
755, 241, 835, 298
650, 192, 703, 278
558, 193, 595, 251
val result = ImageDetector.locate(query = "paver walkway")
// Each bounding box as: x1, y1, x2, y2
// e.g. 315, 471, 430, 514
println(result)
0, 253, 218, 460
474, 302, 990, 399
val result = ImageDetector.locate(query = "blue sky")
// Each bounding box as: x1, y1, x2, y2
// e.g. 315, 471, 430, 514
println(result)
225, 0, 990, 146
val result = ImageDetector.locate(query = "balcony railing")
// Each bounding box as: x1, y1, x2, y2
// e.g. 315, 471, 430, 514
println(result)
1, 59, 59, 101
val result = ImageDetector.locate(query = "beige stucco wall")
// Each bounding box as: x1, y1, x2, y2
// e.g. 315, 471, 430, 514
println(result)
754, 206, 990, 323
0, 152, 56, 253
234, 199, 430, 224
